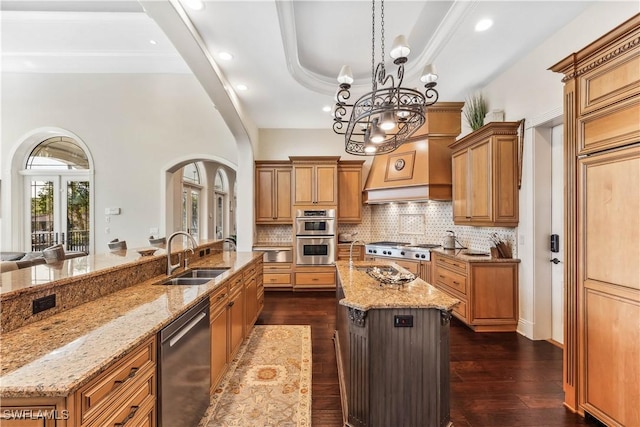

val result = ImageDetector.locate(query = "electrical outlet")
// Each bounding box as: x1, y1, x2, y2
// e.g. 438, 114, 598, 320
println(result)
33, 294, 56, 314
394, 315, 413, 327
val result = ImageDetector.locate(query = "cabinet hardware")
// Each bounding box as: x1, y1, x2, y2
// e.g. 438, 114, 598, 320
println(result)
112, 367, 139, 389
114, 405, 139, 427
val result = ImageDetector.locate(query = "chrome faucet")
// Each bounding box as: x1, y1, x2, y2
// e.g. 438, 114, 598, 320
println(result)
349, 240, 366, 269
167, 231, 197, 275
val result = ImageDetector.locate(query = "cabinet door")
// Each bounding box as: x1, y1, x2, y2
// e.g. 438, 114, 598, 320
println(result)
468, 139, 492, 222
245, 276, 258, 330
315, 164, 338, 204
0, 406, 58, 427
228, 288, 245, 359
210, 302, 228, 391
293, 165, 314, 204
493, 136, 518, 224
338, 165, 362, 222
275, 168, 292, 221
578, 146, 640, 426
255, 167, 276, 222
452, 150, 469, 222
419, 260, 432, 284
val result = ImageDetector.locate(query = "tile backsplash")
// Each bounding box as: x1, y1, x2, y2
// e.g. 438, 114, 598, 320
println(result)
257, 201, 517, 257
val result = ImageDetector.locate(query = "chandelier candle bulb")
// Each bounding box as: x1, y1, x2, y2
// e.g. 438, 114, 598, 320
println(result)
337, 65, 354, 86
390, 35, 411, 60
420, 64, 438, 83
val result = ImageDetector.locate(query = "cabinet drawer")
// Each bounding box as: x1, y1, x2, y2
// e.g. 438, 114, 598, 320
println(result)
243, 263, 258, 280
435, 254, 467, 274
87, 371, 155, 427
434, 267, 467, 295
229, 273, 244, 292
264, 262, 292, 271
210, 284, 229, 309
264, 273, 291, 285
77, 337, 155, 425
295, 272, 335, 286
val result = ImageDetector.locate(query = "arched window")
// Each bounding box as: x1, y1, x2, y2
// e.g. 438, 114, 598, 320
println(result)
25, 137, 91, 253
214, 169, 228, 240
182, 162, 202, 238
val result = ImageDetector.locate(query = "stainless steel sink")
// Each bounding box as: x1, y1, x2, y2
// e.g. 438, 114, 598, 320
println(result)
159, 277, 212, 286
188, 268, 230, 278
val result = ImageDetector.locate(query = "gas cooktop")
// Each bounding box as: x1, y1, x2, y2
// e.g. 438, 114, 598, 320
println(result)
365, 241, 441, 261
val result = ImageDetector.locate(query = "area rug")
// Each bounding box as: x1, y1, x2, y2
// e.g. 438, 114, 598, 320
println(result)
200, 325, 312, 427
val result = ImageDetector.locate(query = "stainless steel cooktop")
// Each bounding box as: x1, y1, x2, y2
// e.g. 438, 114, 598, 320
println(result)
365, 241, 441, 261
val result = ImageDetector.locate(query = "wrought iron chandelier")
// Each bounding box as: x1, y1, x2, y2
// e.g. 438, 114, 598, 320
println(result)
332, 0, 439, 156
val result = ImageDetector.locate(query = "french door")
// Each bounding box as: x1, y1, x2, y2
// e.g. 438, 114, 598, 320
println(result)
182, 184, 201, 238
26, 175, 91, 253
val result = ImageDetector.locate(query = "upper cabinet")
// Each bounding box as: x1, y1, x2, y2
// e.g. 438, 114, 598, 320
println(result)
337, 160, 364, 223
255, 161, 292, 224
290, 156, 339, 206
450, 122, 520, 227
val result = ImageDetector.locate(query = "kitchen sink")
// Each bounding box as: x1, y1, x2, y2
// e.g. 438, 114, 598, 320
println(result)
188, 268, 230, 278
158, 277, 212, 286
353, 265, 401, 275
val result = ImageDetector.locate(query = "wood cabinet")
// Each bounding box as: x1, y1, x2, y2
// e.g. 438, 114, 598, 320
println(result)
74, 336, 156, 427
337, 160, 364, 223
431, 252, 519, 332
290, 156, 339, 206
419, 260, 432, 284
294, 265, 336, 290
450, 121, 520, 227
337, 243, 363, 262
244, 258, 262, 330
0, 398, 68, 427
210, 283, 229, 392
228, 273, 245, 360
263, 262, 293, 290
550, 14, 640, 425
255, 161, 292, 223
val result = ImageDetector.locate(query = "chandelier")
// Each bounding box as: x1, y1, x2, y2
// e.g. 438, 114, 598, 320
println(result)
332, 0, 439, 156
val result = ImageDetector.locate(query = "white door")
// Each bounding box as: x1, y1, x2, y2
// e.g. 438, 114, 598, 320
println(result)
550, 125, 564, 344
26, 175, 91, 253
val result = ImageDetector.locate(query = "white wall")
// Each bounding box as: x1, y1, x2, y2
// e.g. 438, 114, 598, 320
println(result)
1, 73, 238, 252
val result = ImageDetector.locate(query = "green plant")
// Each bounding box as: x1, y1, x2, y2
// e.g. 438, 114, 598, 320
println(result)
464, 93, 488, 131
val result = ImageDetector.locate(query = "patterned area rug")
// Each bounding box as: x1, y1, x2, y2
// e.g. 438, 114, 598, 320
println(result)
200, 325, 312, 427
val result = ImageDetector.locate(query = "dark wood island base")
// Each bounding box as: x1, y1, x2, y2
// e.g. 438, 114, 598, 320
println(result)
334, 261, 459, 427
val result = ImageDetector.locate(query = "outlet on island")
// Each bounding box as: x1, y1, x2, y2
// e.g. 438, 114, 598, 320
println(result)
394, 314, 414, 327
33, 294, 56, 315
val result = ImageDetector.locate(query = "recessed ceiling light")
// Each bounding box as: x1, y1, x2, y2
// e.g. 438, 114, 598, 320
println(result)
236, 84, 248, 91
182, 0, 204, 11
219, 52, 233, 61
149, 40, 157, 45
322, 106, 332, 112
475, 18, 493, 32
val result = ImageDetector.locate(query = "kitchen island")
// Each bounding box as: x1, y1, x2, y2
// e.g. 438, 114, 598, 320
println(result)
335, 260, 459, 427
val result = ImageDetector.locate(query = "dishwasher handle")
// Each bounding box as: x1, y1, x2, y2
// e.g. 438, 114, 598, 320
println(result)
168, 311, 207, 347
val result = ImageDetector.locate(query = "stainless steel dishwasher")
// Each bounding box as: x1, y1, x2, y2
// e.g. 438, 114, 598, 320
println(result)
159, 298, 210, 427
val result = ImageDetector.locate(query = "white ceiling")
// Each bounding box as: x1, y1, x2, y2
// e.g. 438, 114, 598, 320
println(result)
1, 1, 603, 130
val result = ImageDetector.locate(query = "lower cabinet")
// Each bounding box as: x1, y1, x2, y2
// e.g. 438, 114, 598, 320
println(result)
337, 244, 364, 262
228, 281, 245, 360
210, 284, 230, 393
294, 265, 336, 290
0, 398, 68, 427
244, 258, 263, 330
431, 252, 519, 332
419, 260, 432, 284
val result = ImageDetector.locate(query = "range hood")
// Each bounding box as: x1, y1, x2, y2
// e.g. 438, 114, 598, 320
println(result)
363, 102, 463, 204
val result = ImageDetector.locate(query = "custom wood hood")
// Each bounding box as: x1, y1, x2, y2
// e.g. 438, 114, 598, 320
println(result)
363, 102, 463, 203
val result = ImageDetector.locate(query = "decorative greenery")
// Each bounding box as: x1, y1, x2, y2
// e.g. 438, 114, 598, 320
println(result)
464, 93, 488, 131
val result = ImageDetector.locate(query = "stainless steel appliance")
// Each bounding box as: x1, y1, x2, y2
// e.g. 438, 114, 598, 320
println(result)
295, 209, 336, 265
365, 241, 440, 261
296, 236, 336, 265
253, 246, 293, 263
295, 208, 336, 236
158, 298, 210, 427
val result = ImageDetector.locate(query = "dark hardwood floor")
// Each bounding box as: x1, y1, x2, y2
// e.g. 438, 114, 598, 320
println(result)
257, 291, 600, 427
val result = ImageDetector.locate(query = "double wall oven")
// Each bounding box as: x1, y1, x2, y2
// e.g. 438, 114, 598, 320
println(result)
295, 209, 336, 265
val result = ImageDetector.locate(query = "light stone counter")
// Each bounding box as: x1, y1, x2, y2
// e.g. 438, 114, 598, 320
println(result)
431, 248, 521, 263
336, 260, 459, 312
0, 251, 261, 398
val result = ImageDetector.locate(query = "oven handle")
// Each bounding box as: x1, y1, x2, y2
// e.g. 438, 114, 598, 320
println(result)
296, 235, 335, 239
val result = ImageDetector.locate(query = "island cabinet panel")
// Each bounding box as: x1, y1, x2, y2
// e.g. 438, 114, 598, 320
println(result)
337, 304, 451, 427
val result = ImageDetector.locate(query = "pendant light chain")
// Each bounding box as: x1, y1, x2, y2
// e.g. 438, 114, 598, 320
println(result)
380, 0, 385, 69
371, 0, 376, 92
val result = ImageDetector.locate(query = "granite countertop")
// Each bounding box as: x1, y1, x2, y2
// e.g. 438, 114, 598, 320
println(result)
0, 251, 261, 398
336, 260, 459, 312
431, 248, 521, 263
0, 238, 222, 298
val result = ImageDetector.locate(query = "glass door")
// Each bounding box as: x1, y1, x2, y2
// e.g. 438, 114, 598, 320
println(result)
27, 176, 90, 253
182, 185, 200, 238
